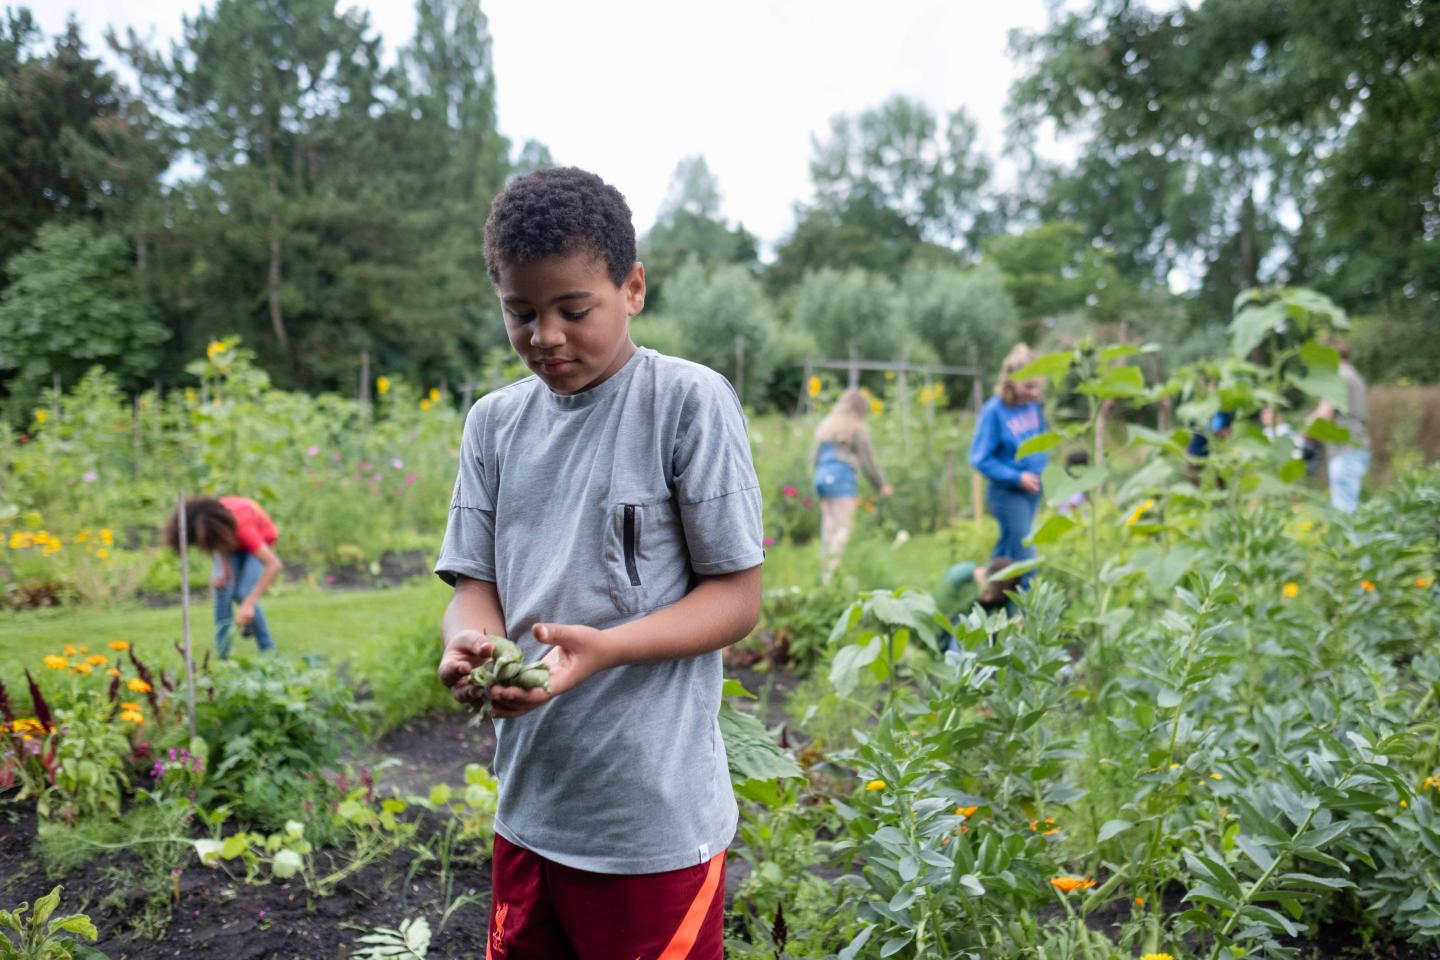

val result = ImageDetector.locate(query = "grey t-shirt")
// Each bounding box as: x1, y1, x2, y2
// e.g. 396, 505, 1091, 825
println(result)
1328, 361, 1370, 454
434, 348, 764, 874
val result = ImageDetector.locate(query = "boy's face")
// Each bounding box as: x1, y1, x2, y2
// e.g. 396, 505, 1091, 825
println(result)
496, 254, 645, 395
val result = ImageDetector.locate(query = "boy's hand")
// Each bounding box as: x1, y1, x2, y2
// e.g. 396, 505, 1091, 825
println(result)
488, 622, 612, 719
236, 601, 256, 626
437, 630, 498, 706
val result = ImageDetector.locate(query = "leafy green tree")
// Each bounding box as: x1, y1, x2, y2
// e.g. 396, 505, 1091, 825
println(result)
901, 261, 1017, 373
792, 268, 902, 363
0, 223, 165, 416
985, 221, 1141, 339
657, 259, 774, 406
641, 158, 758, 312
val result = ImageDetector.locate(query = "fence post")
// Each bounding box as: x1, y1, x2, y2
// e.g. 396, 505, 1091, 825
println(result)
177, 491, 197, 740
359, 351, 371, 405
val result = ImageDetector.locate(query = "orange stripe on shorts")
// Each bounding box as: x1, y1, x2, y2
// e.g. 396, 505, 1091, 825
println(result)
656, 852, 726, 960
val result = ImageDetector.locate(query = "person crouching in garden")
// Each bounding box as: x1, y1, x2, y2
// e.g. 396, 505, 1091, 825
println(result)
164, 496, 283, 658
812, 389, 892, 583
969, 344, 1049, 588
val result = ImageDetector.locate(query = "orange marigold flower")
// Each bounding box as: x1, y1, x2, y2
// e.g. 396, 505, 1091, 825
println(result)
128, 678, 153, 693
1050, 876, 1095, 893
43, 655, 68, 670
1417, 578, 1435, 589
86, 655, 108, 666
119, 710, 144, 725
109, 640, 130, 651
1361, 579, 1376, 593
64, 644, 77, 656
956, 806, 978, 818
107, 668, 121, 678
1135, 896, 1146, 907
72, 662, 93, 675
120, 701, 141, 711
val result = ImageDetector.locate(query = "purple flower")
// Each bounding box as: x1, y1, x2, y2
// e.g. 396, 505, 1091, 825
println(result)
169, 748, 177, 761
306, 445, 320, 457
82, 470, 98, 483
390, 457, 404, 470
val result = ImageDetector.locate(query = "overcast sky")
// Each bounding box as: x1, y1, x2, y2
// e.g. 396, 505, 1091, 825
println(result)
32, 0, 1056, 255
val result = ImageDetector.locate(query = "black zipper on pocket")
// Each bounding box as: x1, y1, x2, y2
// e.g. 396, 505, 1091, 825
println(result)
622, 504, 641, 586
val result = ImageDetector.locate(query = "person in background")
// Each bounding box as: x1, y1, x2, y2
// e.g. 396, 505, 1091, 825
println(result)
163, 496, 283, 658
1308, 339, 1370, 512
812, 389, 893, 582
970, 344, 1048, 587
936, 555, 1024, 649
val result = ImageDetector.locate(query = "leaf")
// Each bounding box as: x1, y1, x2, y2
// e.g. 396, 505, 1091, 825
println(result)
1016, 431, 1064, 459
1230, 300, 1287, 358
718, 702, 802, 784
1029, 513, 1077, 546
1303, 418, 1351, 445
881, 935, 914, 957
271, 849, 303, 879
829, 636, 882, 697
48, 914, 98, 941
838, 925, 875, 960
1236, 834, 1276, 873
1288, 367, 1348, 410
721, 678, 756, 699
1099, 343, 1142, 364
193, 839, 224, 866
1097, 819, 1134, 843
32, 886, 60, 929
1081, 364, 1146, 398
428, 783, 453, 807
1299, 339, 1340, 370
1279, 459, 1306, 484
220, 835, 250, 861
898, 855, 919, 882
1011, 351, 1074, 383
959, 873, 986, 896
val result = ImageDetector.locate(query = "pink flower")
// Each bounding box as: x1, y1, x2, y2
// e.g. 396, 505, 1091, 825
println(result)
325, 574, 335, 584
762, 537, 776, 547
82, 470, 97, 483
372, 472, 383, 483
359, 460, 371, 471
802, 498, 813, 508
403, 472, 418, 485
306, 445, 320, 457
782, 486, 798, 497
331, 451, 342, 462
391, 457, 404, 470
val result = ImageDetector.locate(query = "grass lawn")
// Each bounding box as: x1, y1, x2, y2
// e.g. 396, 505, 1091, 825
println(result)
0, 579, 451, 691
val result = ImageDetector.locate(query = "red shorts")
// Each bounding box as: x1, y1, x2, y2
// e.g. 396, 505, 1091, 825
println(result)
486, 833, 726, 960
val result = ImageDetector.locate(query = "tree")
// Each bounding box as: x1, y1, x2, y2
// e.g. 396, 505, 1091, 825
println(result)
792, 268, 903, 363
0, 223, 165, 414
658, 260, 775, 407
641, 158, 758, 312
901, 261, 1018, 373
984, 221, 1141, 339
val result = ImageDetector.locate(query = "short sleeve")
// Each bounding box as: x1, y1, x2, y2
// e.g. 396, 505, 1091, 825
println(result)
671, 374, 764, 576
252, 503, 279, 546
434, 401, 497, 586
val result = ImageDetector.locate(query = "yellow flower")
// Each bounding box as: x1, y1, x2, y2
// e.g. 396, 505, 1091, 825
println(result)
119, 710, 144, 725
884, 370, 895, 381
109, 640, 130, 651
43, 655, 68, 670
106, 668, 121, 678
100, 529, 113, 546
128, 678, 152, 693
34, 409, 47, 424
1209, 772, 1223, 781
64, 644, 77, 656
206, 340, 224, 361
121, 701, 141, 711
806, 376, 821, 398
870, 399, 884, 415
96, 548, 109, 559
956, 805, 978, 818
376, 375, 391, 396
86, 655, 108, 666
1423, 775, 1440, 792
1135, 897, 1147, 907
74, 530, 90, 543
865, 779, 886, 791
1282, 582, 1299, 598
419, 398, 432, 411
1400, 799, 1409, 809
1030, 818, 1060, 835
428, 387, 441, 403
1050, 876, 1095, 893
1361, 579, 1376, 593
184, 387, 198, 404
1125, 498, 1157, 527
1299, 520, 1314, 532
1417, 578, 1434, 589
72, 662, 93, 675
1140, 954, 1175, 960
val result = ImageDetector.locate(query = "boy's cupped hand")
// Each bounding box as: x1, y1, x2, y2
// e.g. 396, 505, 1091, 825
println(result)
438, 624, 613, 719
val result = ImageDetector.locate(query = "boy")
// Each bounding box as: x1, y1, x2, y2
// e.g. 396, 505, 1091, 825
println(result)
433, 167, 764, 959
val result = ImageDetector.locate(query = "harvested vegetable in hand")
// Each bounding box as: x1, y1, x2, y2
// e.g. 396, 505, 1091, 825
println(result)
468, 637, 550, 722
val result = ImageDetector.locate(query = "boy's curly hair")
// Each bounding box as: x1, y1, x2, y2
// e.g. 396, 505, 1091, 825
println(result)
483, 167, 636, 287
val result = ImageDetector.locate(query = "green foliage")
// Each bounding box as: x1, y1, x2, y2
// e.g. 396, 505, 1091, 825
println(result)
792, 268, 904, 362
352, 916, 431, 960
900, 260, 1018, 373
0, 224, 164, 420
0, 886, 104, 960
654, 260, 776, 407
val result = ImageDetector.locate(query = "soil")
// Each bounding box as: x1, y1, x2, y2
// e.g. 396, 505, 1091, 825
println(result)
3, 658, 1435, 959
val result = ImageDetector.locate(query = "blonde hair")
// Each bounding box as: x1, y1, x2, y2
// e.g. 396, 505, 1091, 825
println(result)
996, 343, 1036, 404
814, 389, 869, 445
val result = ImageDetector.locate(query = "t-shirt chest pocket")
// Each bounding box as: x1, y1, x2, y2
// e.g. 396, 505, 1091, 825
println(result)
605, 494, 682, 616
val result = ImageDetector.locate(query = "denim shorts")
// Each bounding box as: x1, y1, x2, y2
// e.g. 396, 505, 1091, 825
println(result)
815, 461, 859, 499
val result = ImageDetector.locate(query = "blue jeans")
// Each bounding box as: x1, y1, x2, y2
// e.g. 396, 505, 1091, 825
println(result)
987, 484, 1040, 586
214, 552, 275, 659
1329, 448, 1370, 514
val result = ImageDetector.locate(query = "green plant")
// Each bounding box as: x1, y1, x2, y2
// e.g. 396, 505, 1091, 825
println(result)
0, 886, 106, 960
351, 916, 430, 960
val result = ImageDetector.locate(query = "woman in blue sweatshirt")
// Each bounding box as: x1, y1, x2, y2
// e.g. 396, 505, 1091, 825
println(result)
969, 344, 1048, 584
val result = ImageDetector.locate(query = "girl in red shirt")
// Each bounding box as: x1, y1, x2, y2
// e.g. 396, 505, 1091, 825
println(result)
164, 497, 284, 658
